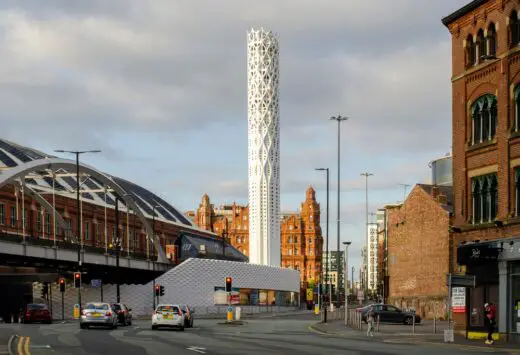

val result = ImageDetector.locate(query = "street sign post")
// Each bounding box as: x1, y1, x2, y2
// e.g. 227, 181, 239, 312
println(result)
91, 279, 102, 288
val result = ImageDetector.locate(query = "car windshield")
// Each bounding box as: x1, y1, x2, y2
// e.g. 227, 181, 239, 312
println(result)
85, 303, 109, 310
27, 304, 48, 310
157, 305, 179, 313
111, 304, 122, 311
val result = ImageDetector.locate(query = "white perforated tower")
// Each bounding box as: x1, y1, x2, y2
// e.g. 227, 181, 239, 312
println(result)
247, 28, 281, 267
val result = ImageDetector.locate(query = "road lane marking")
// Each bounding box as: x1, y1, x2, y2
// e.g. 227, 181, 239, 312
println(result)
23, 337, 30, 355
16, 337, 23, 355
187, 346, 206, 353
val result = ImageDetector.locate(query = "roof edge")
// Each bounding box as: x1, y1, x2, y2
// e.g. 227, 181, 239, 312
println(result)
441, 0, 489, 27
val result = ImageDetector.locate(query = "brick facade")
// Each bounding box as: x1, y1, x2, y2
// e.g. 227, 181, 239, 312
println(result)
386, 184, 453, 320
187, 187, 323, 285
443, 0, 520, 331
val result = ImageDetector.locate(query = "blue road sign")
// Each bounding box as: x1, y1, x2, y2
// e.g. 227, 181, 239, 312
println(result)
227, 306, 233, 313
91, 279, 102, 288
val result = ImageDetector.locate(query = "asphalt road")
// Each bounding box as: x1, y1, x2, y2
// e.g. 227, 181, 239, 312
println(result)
0, 314, 514, 355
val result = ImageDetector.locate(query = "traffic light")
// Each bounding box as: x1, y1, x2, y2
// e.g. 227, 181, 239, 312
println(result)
41, 282, 49, 299
74, 272, 81, 288
225, 277, 232, 292
59, 277, 65, 293
160, 285, 165, 296
155, 284, 160, 297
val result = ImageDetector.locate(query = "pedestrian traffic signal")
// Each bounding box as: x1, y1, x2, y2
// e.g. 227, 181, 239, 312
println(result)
225, 277, 232, 292
155, 284, 160, 297
59, 277, 65, 293
74, 272, 81, 288
41, 282, 49, 299
159, 285, 165, 296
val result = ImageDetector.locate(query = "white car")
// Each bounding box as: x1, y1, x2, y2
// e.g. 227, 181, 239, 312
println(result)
151, 304, 185, 331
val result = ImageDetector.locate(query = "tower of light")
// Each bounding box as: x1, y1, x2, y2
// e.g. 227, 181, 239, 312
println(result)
247, 28, 280, 266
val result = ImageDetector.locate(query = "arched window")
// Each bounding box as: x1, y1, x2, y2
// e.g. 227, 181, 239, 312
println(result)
477, 29, 485, 63
487, 23, 497, 57
471, 95, 497, 144
472, 173, 498, 224
515, 85, 520, 131
472, 179, 481, 224
516, 169, 520, 216
466, 34, 475, 67
510, 10, 519, 48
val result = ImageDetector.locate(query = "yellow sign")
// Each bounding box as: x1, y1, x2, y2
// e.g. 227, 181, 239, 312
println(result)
227, 309, 233, 322
314, 304, 319, 315
306, 289, 313, 301
73, 304, 80, 319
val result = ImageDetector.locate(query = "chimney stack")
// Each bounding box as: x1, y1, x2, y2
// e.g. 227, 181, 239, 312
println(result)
437, 193, 448, 205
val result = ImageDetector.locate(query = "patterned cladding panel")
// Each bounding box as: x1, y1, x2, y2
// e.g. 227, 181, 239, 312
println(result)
35, 258, 299, 319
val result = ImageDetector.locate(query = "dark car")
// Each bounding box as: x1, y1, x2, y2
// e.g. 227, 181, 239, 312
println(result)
111, 303, 132, 326
361, 304, 421, 325
180, 305, 194, 328
23, 304, 52, 324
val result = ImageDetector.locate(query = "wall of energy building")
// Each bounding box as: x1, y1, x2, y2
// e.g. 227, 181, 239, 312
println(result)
367, 223, 378, 291
35, 258, 300, 319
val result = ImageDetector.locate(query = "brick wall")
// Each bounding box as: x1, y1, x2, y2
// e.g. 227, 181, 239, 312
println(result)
386, 185, 451, 319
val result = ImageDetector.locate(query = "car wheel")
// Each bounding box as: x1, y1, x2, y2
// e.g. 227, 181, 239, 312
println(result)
404, 317, 413, 325
152, 325, 157, 330
80, 324, 87, 329
128, 319, 132, 326
179, 326, 185, 331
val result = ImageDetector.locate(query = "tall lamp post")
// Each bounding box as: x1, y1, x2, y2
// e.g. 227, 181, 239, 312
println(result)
151, 204, 160, 309
330, 115, 348, 306
114, 196, 121, 303
343, 241, 351, 325
315, 167, 330, 322
54, 149, 101, 311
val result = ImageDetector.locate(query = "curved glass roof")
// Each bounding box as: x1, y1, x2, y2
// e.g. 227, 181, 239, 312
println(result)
0, 139, 195, 228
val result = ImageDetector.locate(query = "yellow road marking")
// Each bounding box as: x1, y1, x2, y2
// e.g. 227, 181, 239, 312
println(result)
24, 336, 30, 355
17, 336, 24, 355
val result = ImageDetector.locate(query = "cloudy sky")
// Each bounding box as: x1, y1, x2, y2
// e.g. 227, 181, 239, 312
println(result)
0, 0, 468, 275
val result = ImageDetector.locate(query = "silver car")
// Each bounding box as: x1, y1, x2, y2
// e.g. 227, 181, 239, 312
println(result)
80, 302, 118, 329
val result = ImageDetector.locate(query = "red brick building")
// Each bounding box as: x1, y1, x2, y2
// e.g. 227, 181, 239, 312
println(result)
187, 187, 323, 285
385, 184, 452, 320
442, 0, 520, 338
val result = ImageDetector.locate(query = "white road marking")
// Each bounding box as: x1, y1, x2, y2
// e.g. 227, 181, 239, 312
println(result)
187, 346, 206, 353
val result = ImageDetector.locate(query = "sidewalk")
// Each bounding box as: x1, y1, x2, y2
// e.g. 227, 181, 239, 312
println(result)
309, 320, 520, 353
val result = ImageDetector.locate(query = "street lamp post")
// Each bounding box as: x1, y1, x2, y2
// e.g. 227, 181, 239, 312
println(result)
343, 241, 351, 325
115, 196, 121, 303
330, 115, 348, 306
151, 204, 160, 309
315, 167, 329, 322
54, 149, 100, 312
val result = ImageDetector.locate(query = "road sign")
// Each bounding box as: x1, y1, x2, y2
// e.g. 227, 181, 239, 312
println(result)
227, 306, 233, 313
91, 279, 102, 288
73, 304, 80, 319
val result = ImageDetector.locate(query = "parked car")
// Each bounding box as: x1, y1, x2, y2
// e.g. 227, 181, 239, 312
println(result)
80, 302, 118, 329
22, 304, 52, 324
152, 304, 185, 331
179, 304, 194, 328
361, 304, 421, 325
111, 303, 133, 326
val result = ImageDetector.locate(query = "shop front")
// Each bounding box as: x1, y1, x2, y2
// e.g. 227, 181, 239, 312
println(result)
457, 238, 520, 342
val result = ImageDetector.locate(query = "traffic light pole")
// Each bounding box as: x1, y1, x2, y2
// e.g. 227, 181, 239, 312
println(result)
49, 284, 53, 317
61, 292, 65, 321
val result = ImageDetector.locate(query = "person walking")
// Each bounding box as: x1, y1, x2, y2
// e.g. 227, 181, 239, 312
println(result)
366, 308, 375, 337
484, 302, 496, 345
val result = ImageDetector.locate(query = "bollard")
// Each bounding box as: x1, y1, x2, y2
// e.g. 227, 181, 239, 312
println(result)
10, 314, 13, 324
376, 315, 380, 332
433, 314, 437, 334
412, 314, 416, 334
